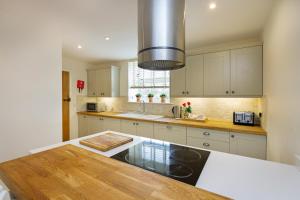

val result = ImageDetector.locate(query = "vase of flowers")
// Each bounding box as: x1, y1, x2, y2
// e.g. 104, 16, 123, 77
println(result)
135, 93, 141, 102
148, 93, 154, 103
182, 101, 192, 118
160, 93, 166, 103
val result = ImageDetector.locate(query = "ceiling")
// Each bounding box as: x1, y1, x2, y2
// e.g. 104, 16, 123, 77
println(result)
60, 0, 274, 64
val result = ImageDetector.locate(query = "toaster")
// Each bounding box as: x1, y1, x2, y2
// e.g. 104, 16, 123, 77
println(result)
233, 112, 255, 126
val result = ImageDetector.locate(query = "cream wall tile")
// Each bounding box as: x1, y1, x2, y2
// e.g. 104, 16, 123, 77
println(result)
78, 96, 262, 122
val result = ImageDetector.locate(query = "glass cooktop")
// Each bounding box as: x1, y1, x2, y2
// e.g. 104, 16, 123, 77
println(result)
111, 139, 210, 186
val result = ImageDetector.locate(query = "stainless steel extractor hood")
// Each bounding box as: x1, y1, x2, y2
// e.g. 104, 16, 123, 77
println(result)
138, 0, 186, 71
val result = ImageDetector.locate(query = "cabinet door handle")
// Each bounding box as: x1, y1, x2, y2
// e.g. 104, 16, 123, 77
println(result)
136, 122, 139, 126
232, 91, 235, 94
186, 91, 189, 95
203, 132, 210, 136
203, 143, 210, 147
231, 134, 235, 138
226, 91, 229, 94
182, 91, 185, 95
133, 122, 136, 125
166, 125, 172, 129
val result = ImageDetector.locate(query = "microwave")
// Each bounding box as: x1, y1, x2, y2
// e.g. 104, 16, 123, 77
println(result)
233, 112, 255, 126
86, 102, 106, 112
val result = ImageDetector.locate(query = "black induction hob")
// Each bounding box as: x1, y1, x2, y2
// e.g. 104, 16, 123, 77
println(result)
111, 139, 210, 186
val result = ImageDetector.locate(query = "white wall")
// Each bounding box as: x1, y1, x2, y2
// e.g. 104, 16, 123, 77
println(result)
263, 0, 300, 164
62, 57, 93, 139
0, 0, 62, 162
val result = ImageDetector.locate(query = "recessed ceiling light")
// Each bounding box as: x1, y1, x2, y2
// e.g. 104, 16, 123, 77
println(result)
77, 45, 82, 49
209, 2, 216, 10
105, 36, 110, 41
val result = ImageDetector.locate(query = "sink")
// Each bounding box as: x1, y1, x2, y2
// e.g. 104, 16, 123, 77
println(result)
116, 113, 163, 120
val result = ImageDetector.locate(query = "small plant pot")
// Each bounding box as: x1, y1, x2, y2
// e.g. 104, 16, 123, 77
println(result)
160, 97, 166, 103
148, 97, 153, 103
136, 96, 141, 102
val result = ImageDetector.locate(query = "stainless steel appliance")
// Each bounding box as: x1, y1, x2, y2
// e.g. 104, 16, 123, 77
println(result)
86, 102, 106, 112
233, 112, 255, 126
111, 139, 210, 186
138, 0, 186, 70
172, 106, 181, 118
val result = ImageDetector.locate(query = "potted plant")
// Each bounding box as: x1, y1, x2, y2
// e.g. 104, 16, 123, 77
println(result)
182, 101, 192, 118
148, 93, 154, 103
135, 93, 141, 102
160, 93, 167, 103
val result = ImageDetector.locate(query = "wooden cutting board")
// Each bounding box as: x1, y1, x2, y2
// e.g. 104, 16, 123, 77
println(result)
79, 132, 133, 152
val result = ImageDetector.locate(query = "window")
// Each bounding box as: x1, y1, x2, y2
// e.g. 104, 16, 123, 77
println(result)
128, 61, 170, 103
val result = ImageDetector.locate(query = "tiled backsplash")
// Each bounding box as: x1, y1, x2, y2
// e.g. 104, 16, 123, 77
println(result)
77, 96, 262, 122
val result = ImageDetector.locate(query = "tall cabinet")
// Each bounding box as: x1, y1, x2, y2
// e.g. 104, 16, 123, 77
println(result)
87, 66, 120, 97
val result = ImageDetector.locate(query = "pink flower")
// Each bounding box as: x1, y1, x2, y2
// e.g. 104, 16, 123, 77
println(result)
187, 102, 191, 106
182, 103, 186, 107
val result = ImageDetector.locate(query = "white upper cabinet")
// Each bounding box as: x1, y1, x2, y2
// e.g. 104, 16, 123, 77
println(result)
185, 55, 204, 97
204, 51, 231, 96
230, 46, 263, 96
170, 55, 204, 97
87, 66, 120, 97
170, 67, 186, 97
170, 46, 263, 97
87, 70, 98, 97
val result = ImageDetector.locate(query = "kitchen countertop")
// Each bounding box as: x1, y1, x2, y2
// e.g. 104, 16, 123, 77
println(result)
28, 131, 300, 200
78, 111, 267, 136
0, 142, 228, 200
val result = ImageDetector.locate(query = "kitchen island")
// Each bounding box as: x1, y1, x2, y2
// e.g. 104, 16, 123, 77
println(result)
1, 131, 300, 200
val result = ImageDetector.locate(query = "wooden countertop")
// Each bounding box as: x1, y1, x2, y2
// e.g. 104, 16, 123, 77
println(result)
0, 145, 229, 200
78, 112, 267, 136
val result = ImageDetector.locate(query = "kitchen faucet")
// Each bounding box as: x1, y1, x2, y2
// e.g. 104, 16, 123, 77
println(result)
141, 100, 146, 113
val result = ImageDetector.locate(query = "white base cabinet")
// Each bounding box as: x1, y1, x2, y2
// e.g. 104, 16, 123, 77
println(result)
154, 124, 187, 145
79, 115, 267, 160
187, 127, 230, 153
78, 115, 120, 137
230, 132, 266, 159
102, 117, 120, 132
187, 137, 230, 153
78, 115, 88, 137
120, 120, 154, 138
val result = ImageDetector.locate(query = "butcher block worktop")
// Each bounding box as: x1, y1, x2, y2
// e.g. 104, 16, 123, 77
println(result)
0, 145, 229, 200
78, 111, 267, 136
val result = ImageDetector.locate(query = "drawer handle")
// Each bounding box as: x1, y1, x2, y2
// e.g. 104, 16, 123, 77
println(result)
203, 132, 210, 136
203, 143, 210, 147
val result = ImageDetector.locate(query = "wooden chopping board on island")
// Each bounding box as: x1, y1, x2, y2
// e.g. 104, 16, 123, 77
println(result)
79, 132, 133, 152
